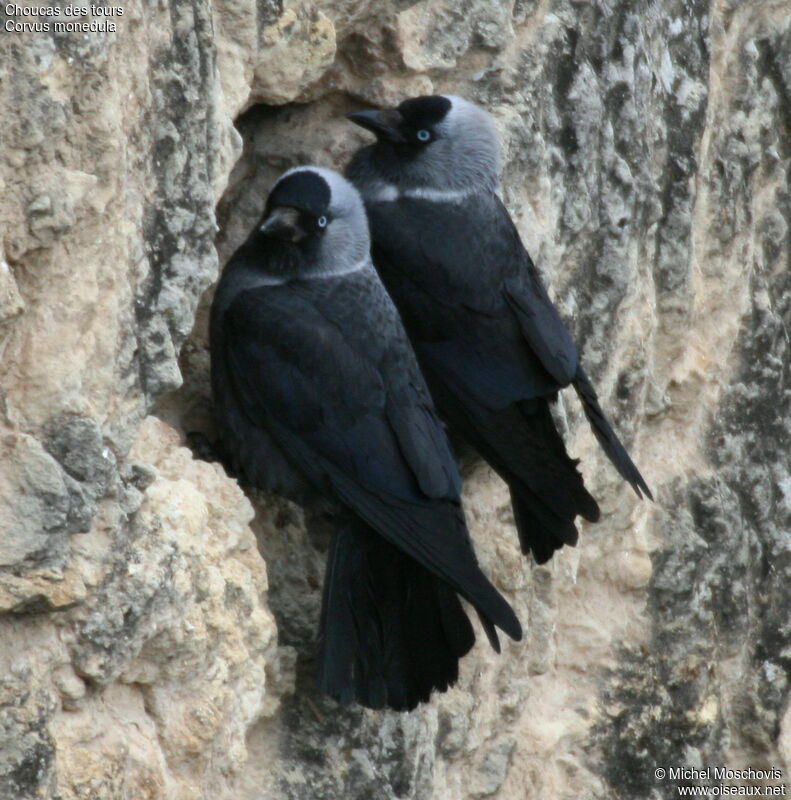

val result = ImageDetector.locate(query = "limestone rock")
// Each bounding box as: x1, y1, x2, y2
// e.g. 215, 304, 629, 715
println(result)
251, 4, 337, 105
0, 0, 789, 798
0, 255, 25, 326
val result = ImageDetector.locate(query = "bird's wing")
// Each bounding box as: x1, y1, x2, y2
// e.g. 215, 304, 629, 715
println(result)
220, 282, 520, 639
367, 193, 580, 395
366, 194, 651, 502
500, 251, 579, 385
221, 283, 458, 501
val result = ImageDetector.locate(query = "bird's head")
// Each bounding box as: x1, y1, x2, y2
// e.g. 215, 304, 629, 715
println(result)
259, 166, 370, 275
347, 94, 501, 194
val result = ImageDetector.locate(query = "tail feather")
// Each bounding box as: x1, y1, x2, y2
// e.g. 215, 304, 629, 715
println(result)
479, 401, 600, 525
328, 468, 522, 643
511, 486, 580, 564
458, 398, 599, 563
317, 518, 477, 711
418, 373, 599, 564
515, 399, 601, 521
573, 368, 653, 501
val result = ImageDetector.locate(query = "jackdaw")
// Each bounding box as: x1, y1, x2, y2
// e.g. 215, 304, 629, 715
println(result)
210, 166, 521, 711
346, 95, 652, 565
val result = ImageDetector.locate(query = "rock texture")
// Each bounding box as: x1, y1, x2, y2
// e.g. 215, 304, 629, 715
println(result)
0, 0, 789, 798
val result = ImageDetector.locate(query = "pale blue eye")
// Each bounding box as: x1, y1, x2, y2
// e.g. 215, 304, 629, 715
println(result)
317, 215, 328, 228
416, 129, 431, 142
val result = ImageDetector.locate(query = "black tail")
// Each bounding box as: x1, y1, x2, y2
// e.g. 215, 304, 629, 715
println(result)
510, 485, 581, 564
317, 517, 477, 711
507, 401, 600, 563
444, 394, 600, 563
573, 367, 653, 501
419, 371, 601, 564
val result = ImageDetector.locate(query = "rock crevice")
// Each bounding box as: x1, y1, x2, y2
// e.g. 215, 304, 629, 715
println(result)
0, 1, 788, 798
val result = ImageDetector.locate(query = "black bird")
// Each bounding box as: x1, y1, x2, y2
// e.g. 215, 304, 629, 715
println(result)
346, 95, 652, 565
210, 166, 521, 711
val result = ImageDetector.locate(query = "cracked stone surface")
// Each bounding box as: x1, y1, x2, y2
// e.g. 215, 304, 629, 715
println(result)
0, 0, 789, 798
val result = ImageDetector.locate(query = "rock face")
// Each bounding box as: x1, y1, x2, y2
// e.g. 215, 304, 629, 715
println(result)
0, 1, 789, 798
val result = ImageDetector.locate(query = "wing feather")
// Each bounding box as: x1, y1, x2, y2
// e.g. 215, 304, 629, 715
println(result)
220, 282, 521, 640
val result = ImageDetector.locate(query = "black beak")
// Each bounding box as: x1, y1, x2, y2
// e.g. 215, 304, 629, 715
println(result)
259, 207, 305, 242
346, 109, 406, 143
